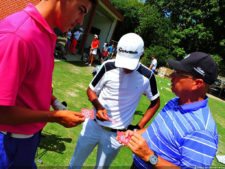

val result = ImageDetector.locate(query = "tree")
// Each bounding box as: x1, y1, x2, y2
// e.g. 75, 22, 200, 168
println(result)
112, 0, 225, 75
135, 4, 172, 48
112, 0, 173, 68
146, 0, 225, 75
111, 0, 143, 41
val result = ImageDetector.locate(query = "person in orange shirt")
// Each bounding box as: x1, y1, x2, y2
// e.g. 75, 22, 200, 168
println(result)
88, 34, 100, 66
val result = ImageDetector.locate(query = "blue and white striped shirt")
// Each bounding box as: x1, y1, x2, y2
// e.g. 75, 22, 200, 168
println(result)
134, 97, 218, 168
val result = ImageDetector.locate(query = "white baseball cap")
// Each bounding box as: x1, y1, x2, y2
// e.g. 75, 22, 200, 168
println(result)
115, 33, 144, 70
94, 34, 98, 38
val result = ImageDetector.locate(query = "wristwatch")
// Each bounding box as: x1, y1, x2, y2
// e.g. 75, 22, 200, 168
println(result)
149, 152, 158, 165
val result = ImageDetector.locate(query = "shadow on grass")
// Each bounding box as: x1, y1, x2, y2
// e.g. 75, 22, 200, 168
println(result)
66, 61, 87, 67
66, 61, 102, 68
38, 132, 72, 154
36, 132, 73, 163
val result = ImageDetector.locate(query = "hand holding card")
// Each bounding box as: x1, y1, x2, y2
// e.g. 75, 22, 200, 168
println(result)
117, 131, 132, 145
81, 108, 94, 119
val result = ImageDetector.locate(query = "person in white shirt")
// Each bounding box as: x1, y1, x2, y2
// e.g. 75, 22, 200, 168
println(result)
69, 33, 160, 169
70, 28, 83, 54
74, 27, 83, 41
149, 55, 157, 73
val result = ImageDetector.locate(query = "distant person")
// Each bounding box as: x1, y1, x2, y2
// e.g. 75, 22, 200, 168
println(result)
65, 30, 72, 54
88, 34, 100, 66
70, 27, 83, 54
101, 42, 109, 62
74, 27, 84, 41
69, 33, 160, 169
107, 42, 115, 58
122, 52, 218, 168
0, 0, 95, 168
149, 55, 157, 73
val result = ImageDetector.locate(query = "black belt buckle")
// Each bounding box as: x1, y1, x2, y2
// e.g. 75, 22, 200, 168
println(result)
110, 128, 126, 132
102, 126, 126, 132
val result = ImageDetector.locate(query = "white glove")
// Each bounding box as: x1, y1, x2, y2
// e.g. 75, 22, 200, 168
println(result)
52, 99, 67, 110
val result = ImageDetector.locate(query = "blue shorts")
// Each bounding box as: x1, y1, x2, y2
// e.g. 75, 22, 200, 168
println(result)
0, 132, 41, 169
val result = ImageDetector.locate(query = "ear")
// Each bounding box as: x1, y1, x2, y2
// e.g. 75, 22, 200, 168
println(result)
192, 78, 204, 90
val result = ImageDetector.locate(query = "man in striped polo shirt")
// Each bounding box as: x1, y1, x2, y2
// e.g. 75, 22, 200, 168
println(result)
124, 52, 218, 168
69, 33, 160, 169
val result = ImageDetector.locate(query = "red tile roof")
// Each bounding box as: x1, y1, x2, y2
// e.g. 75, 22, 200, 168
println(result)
0, 0, 39, 20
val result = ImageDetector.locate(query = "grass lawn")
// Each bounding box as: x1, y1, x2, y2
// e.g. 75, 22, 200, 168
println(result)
36, 60, 225, 168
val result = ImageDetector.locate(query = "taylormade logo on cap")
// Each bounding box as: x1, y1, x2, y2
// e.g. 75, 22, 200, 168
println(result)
194, 67, 205, 76
118, 47, 138, 55
115, 33, 144, 70
184, 54, 190, 59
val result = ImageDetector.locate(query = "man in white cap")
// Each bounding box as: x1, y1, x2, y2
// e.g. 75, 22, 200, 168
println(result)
69, 33, 160, 168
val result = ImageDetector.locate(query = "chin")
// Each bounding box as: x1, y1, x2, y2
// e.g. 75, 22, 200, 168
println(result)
123, 69, 133, 74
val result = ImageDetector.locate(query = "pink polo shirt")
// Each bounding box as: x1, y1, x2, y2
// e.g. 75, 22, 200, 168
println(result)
0, 4, 57, 134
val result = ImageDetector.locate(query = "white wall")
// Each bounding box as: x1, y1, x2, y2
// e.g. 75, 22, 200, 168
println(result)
85, 9, 115, 50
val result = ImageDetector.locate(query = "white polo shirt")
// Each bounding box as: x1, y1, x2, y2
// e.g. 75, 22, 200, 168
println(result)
151, 58, 157, 71
89, 59, 159, 129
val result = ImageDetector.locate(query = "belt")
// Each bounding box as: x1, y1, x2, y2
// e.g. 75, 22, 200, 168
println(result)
94, 119, 126, 132
0, 131, 34, 139
101, 126, 127, 132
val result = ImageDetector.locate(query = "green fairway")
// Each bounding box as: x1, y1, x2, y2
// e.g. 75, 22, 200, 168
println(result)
36, 60, 225, 168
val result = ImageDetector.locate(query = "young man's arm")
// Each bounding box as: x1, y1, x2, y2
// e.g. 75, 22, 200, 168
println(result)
87, 61, 110, 121
0, 106, 84, 128
137, 97, 160, 128
135, 71, 160, 129
87, 87, 109, 121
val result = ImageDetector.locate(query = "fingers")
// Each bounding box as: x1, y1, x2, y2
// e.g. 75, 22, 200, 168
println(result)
71, 111, 85, 122
124, 130, 134, 137
55, 110, 85, 128
62, 110, 85, 119
116, 135, 123, 145
131, 133, 146, 146
127, 133, 145, 149
96, 109, 109, 121
73, 111, 85, 117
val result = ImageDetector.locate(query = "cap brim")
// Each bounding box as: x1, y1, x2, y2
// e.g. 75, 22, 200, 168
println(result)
167, 59, 188, 72
115, 53, 139, 70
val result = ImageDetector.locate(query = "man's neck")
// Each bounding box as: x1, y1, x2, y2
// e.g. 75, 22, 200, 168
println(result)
178, 93, 205, 105
35, 0, 57, 30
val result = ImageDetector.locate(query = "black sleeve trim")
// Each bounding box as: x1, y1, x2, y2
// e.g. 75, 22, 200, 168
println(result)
137, 64, 152, 79
91, 60, 116, 87
137, 64, 159, 97
105, 60, 116, 71
149, 74, 158, 97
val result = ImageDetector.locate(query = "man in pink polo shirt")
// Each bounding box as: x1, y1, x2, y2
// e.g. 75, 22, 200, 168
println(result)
0, 0, 96, 168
